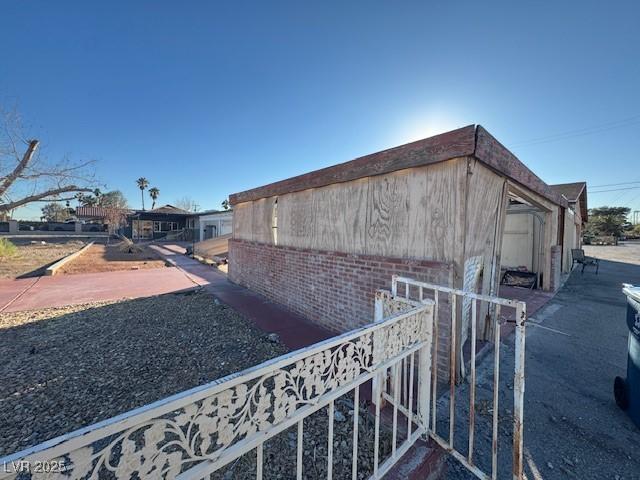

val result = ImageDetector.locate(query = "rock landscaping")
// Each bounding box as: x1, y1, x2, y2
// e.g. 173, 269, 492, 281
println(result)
0, 290, 391, 478
211, 396, 393, 480
0, 291, 287, 456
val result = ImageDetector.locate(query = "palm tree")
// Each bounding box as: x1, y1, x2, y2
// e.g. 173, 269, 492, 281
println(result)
149, 187, 160, 210
136, 177, 149, 210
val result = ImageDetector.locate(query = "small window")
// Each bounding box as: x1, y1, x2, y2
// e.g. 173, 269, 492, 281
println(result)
271, 198, 278, 245
153, 221, 161, 232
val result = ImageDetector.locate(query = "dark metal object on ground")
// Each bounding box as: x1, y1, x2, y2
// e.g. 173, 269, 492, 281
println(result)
571, 248, 599, 274
501, 270, 537, 289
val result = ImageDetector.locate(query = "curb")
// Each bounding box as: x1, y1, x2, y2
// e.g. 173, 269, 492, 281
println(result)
45, 241, 95, 276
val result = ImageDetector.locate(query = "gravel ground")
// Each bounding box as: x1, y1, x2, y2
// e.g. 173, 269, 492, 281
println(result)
0, 239, 85, 278
211, 396, 394, 480
0, 291, 288, 456
58, 241, 168, 274
0, 291, 392, 478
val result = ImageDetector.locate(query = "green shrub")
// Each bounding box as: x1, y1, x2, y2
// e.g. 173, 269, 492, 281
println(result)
0, 238, 17, 258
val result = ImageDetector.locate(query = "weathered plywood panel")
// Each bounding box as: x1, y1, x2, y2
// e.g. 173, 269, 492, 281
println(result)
277, 189, 316, 248
464, 161, 505, 260
233, 202, 253, 241
366, 170, 410, 258
312, 178, 368, 253
252, 197, 276, 244
406, 159, 464, 262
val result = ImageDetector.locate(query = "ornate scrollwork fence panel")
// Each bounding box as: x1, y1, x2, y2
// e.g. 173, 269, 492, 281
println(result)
0, 294, 434, 480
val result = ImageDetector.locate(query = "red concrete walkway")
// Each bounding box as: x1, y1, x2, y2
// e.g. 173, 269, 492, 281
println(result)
150, 244, 332, 350
0, 267, 198, 313
1, 242, 331, 352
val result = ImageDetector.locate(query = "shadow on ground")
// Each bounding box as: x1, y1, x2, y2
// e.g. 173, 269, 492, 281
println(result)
442, 259, 640, 479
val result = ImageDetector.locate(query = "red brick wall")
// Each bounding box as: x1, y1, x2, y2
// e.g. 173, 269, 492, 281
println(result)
228, 238, 453, 333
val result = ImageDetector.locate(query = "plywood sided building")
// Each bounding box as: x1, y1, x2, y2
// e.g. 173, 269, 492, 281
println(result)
550, 182, 588, 273
228, 125, 580, 376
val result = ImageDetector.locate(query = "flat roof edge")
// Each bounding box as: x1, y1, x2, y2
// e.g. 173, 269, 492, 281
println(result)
229, 124, 568, 208
474, 126, 568, 208
229, 125, 476, 204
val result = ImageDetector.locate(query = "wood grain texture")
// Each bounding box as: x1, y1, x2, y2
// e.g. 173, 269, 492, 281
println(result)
232, 202, 253, 241
406, 160, 463, 262
365, 170, 410, 258
277, 189, 316, 248
252, 197, 276, 244
312, 178, 368, 253
464, 161, 505, 260
475, 126, 568, 208
229, 125, 476, 204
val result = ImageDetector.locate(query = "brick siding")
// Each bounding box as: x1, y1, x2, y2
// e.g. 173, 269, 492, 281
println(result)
229, 239, 455, 377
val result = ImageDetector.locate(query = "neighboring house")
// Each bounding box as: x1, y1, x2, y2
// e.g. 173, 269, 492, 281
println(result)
75, 206, 132, 226
551, 181, 588, 271
227, 125, 582, 339
194, 209, 233, 241
124, 205, 193, 240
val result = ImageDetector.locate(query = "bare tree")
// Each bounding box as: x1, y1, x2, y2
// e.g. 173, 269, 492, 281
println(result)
0, 107, 97, 216
174, 196, 199, 213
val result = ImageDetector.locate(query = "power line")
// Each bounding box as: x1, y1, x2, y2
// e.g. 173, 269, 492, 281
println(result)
590, 180, 640, 188
509, 114, 640, 148
589, 186, 640, 194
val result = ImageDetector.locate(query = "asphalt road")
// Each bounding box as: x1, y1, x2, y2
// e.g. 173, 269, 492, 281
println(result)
444, 257, 640, 479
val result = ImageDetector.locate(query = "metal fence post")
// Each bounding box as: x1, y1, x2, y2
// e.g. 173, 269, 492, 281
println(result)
512, 302, 526, 480
372, 291, 384, 408
418, 303, 434, 433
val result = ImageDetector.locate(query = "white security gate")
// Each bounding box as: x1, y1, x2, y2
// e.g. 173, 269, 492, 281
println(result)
0, 277, 525, 479
390, 275, 526, 480
0, 291, 434, 480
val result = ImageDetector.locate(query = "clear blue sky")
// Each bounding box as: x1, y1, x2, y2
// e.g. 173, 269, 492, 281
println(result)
2, 1, 639, 219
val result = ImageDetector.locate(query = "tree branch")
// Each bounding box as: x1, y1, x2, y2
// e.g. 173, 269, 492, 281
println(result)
0, 139, 39, 198
0, 185, 92, 213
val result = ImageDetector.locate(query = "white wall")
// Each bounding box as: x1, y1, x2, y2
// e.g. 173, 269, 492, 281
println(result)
562, 207, 581, 273
502, 213, 535, 270
199, 211, 233, 241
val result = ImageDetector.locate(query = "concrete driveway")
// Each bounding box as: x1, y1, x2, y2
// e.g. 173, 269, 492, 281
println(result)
445, 258, 640, 479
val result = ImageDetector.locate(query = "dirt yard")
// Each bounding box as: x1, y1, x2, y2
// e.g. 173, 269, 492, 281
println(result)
57, 241, 168, 274
0, 238, 85, 278
583, 240, 640, 266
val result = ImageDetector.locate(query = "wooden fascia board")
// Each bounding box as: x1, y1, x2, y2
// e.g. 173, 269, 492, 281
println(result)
229, 124, 568, 210
229, 125, 477, 204
474, 126, 568, 209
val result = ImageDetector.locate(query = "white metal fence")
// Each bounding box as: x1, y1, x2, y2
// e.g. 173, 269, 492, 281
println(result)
391, 275, 526, 480
0, 292, 434, 480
